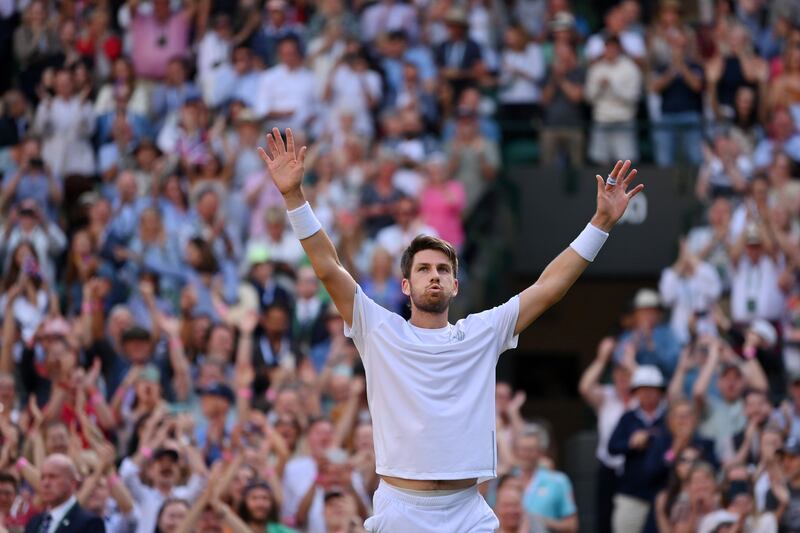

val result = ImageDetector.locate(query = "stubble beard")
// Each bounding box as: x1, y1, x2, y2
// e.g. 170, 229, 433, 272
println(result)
410, 287, 451, 314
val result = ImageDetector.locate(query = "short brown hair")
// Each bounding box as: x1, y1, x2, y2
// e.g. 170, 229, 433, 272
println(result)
400, 235, 458, 279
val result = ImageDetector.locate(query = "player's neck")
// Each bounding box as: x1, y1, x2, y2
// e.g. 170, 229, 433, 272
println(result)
408, 309, 449, 329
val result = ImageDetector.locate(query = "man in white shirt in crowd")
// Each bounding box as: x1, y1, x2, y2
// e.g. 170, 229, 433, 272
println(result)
375, 196, 438, 261
585, 35, 642, 164
259, 127, 643, 531
255, 37, 317, 136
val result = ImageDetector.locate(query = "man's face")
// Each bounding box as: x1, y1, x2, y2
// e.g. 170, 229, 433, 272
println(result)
278, 41, 301, 68
0, 482, 16, 511
40, 459, 75, 507
719, 369, 744, 402
123, 339, 152, 365
45, 425, 69, 455
744, 393, 769, 423
245, 487, 272, 522
308, 422, 334, 456
200, 395, 230, 419
402, 249, 458, 315
636, 387, 663, 412
151, 455, 180, 487
495, 486, 524, 530
514, 435, 540, 469
784, 453, 800, 480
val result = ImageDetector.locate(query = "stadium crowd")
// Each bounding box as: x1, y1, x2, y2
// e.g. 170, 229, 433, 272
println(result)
1, 0, 800, 531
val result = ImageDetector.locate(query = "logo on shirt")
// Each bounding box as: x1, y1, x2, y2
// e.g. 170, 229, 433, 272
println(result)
450, 329, 465, 342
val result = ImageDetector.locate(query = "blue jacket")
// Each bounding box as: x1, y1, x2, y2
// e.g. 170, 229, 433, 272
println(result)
608, 405, 668, 501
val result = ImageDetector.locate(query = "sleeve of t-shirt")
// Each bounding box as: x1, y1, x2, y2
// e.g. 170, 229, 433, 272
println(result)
555, 473, 578, 518
469, 295, 520, 357
343, 284, 394, 353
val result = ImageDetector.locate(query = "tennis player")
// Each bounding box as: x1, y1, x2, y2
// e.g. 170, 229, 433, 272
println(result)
258, 128, 643, 532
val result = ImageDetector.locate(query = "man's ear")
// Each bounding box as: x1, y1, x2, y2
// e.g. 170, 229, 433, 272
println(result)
452, 278, 458, 297
401, 278, 410, 297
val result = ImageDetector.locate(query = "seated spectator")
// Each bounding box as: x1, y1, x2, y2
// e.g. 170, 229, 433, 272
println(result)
585, 36, 642, 164
419, 155, 466, 251
752, 107, 800, 170
687, 197, 736, 291
207, 46, 262, 110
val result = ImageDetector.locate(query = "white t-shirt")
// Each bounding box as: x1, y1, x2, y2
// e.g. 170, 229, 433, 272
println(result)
344, 285, 520, 480
730, 255, 785, 323
596, 385, 629, 471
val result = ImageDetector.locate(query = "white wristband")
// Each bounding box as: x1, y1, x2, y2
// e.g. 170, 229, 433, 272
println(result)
569, 223, 609, 262
287, 202, 322, 240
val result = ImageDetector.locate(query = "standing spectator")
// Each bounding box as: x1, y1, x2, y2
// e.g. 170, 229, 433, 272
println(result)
254, 37, 317, 135
128, 0, 197, 81
539, 41, 585, 168
497, 25, 545, 124
359, 0, 418, 45
752, 107, 800, 170
687, 197, 735, 291
207, 46, 261, 110
33, 68, 95, 179
435, 8, 484, 98
695, 130, 753, 201
649, 27, 705, 167
513, 425, 578, 533
585, 36, 642, 164
659, 239, 723, 344
729, 223, 786, 325
250, 0, 304, 68
0, 90, 31, 149
13, 0, 61, 101
613, 289, 682, 380
445, 108, 500, 218
608, 365, 668, 533
584, 5, 646, 63
578, 337, 633, 533
150, 59, 201, 123
418, 156, 466, 251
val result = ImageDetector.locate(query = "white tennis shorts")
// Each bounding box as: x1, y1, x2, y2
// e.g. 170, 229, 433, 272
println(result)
363, 480, 499, 533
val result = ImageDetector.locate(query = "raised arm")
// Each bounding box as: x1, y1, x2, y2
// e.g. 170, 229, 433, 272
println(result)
515, 161, 643, 335
258, 128, 357, 327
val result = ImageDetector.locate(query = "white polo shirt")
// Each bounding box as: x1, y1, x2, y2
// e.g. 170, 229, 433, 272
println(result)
345, 285, 519, 480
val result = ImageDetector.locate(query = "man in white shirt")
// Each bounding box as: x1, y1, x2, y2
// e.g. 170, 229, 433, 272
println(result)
255, 37, 317, 136
375, 196, 438, 260
585, 36, 642, 164
25, 454, 105, 533
259, 128, 643, 531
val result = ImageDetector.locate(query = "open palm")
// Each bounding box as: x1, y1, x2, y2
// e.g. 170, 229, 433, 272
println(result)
257, 127, 307, 196
592, 160, 644, 231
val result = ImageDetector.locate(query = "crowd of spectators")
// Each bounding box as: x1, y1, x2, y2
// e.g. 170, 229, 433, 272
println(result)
2, 0, 800, 532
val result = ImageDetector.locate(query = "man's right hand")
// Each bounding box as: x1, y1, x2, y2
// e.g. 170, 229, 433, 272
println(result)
258, 127, 307, 205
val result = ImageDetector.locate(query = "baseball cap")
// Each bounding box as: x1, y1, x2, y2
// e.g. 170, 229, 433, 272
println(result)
633, 289, 661, 310
630, 365, 665, 390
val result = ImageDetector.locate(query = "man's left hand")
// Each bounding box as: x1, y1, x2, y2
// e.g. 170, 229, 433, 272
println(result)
591, 160, 643, 232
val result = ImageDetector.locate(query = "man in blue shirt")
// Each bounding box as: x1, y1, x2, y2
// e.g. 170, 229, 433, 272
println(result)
515, 425, 579, 532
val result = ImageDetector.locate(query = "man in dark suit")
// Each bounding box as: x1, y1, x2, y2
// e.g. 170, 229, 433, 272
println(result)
434, 7, 484, 97
25, 454, 105, 533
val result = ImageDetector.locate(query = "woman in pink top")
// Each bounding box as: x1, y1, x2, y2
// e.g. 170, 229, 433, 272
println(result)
419, 155, 467, 250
